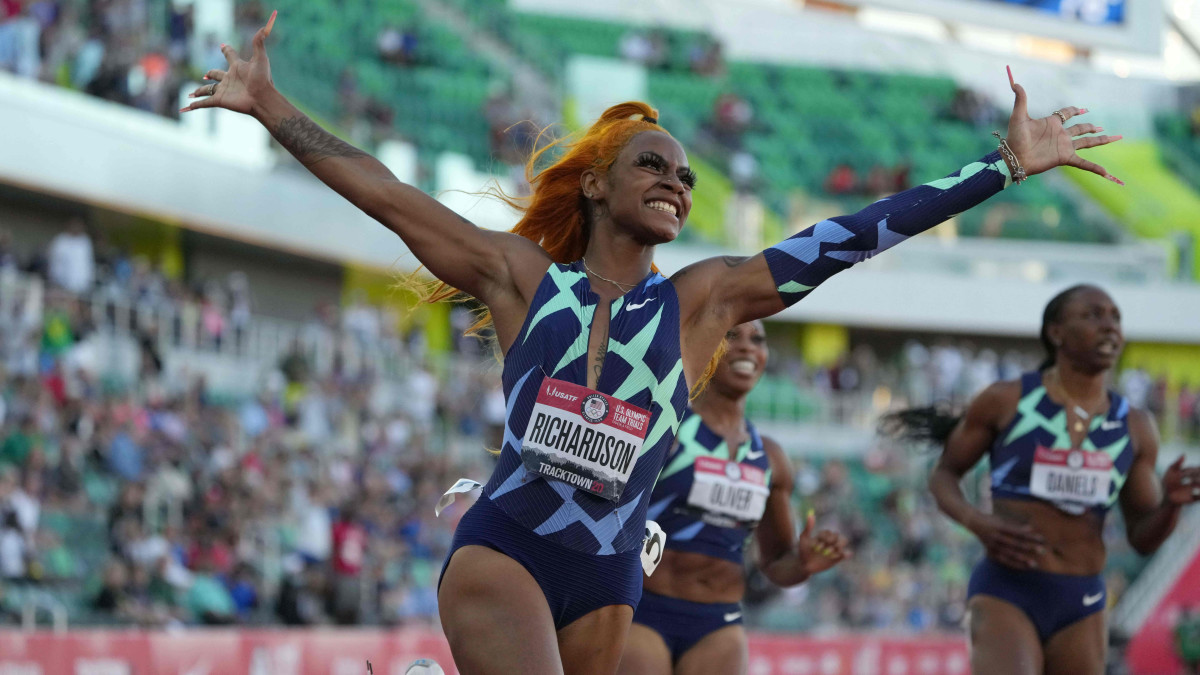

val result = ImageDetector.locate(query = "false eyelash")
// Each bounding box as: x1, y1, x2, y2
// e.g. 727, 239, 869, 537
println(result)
679, 169, 698, 190
635, 153, 699, 190
634, 153, 668, 171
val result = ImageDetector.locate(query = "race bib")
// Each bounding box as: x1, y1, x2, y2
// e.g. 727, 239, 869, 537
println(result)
521, 377, 650, 501
685, 456, 770, 526
1030, 446, 1113, 514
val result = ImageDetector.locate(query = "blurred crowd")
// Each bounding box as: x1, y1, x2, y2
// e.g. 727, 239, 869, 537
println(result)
0, 0, 215, 119
0, 219, 501, 628
0, 219, 1192, 632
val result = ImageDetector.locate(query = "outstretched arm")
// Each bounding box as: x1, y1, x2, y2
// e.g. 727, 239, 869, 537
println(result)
675, 70, 1121, 383
181, 14, 548, 327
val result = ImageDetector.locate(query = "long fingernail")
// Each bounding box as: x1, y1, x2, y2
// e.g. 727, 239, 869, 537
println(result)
1007, 65, 1014, 86
1107, 175, 1125, 186
1096, 126, 1104, 132
1082, 108, 1089, 113
179, 107, 188, 113
187, 93, 195, 98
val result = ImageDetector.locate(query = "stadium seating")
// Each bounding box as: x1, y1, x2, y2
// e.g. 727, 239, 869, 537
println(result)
238, 0, 1120, 246
1154, 113, 1200, 191
485, 12, 1116, 243
259, 0, 498, 165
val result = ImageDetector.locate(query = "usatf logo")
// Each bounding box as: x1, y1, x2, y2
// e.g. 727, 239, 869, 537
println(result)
581, 394, 609, 423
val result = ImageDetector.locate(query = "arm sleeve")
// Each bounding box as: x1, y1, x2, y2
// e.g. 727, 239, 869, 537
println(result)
763, 151, 1012, 306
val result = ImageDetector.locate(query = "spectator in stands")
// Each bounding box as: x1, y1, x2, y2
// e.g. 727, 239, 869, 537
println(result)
950, 87, 997, 130
688, 35, 723, 77
1, 415, 38, 468
484, 87, 521, 163
618, 28, 653, 66
329, 500, 366, 624
92, 558, 132, 615
226, 561, 260, 621
46, 218, 94, 296
708, 92, 753, 152
1181, 383, 1200, 441
823, 163, 858, 195
0, 0, 40, 79
185, 556, 237, 625
377, 24, 416, 66
1178, 605, 1200, 675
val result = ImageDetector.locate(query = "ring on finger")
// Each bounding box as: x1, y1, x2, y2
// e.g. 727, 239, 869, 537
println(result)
1053, 110, 1068, 124
209, 82, 218, 96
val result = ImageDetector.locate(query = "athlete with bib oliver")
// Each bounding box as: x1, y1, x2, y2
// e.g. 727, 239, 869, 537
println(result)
184, 15, 1126, 673
883, 285, 1200, 675
618, 320, 850, 675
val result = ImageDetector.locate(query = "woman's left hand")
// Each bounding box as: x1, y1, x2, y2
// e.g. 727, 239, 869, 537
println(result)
798, 511, 852, 575
1163, 456, 1200, 506
1005, 66, 1124, 184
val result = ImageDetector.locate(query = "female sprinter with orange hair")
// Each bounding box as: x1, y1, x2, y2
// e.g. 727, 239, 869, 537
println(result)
184, 14, 1124, 675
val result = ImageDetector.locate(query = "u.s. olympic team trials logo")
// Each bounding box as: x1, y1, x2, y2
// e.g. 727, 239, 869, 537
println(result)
581, 393, 609, 423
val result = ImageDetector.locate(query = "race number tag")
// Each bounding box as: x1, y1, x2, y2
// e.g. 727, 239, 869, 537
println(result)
686, 456, 770, 526
1030, 446, 1113, 514
521, 377, 651, 501
642, 520, 667, 576
435, 478, 483, 517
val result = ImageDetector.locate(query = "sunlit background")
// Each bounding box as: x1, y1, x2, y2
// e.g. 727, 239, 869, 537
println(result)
1, 0, 1199, 672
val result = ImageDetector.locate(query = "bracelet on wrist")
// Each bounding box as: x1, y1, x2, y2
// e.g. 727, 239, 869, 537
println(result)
992, 132, 1027, 185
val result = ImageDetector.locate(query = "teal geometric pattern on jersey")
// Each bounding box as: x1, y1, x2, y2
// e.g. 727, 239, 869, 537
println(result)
764, 151, 1011, 307
484, 262, 690, 555
990, 371, 1135, 514
646, 409, 773, 564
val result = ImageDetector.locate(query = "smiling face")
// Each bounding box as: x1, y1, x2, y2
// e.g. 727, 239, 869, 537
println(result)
713, 320, 768, 397
582, 131, 694, 245
1048, 286, 1123, 373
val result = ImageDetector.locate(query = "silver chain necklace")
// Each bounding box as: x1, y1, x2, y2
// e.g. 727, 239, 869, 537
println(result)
1051, 367, 1096, 435
581, 257, 637, 293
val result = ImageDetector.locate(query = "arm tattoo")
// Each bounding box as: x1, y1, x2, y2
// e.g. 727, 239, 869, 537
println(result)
272, 116, 369, 167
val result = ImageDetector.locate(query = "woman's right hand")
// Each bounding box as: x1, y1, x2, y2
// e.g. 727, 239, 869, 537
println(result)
181, 11, 278, 117
967, 510, 1046, 569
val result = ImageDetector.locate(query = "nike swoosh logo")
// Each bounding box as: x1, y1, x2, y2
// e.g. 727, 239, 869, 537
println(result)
724, 612, 742, 622
1083, 592, 1104, 607
744, 449, 765, 460
625, 299, 652, 311
1100, 421, 1121, 431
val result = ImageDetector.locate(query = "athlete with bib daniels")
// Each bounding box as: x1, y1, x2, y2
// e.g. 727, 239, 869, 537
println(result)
884, 285, 1200, 675
618, 320, 850, 675
185, 14, 1126, 674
